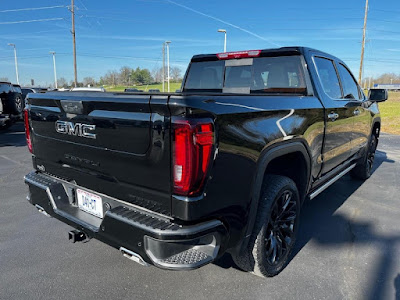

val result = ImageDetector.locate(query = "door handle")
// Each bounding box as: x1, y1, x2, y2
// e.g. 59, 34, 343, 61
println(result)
354, 109, 360, 116
328, 112, 339, 121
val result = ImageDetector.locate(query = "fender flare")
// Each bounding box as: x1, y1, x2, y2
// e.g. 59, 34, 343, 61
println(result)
238, 140, 311, 253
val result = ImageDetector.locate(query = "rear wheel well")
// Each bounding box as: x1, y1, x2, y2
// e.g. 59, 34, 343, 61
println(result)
264, 152, 308, 202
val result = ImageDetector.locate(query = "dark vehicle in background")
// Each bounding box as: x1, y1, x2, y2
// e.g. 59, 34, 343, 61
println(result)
24, 47, 387, 278
21, 87, 48, 101
0, 82, 23, 115
148, 88, 160, 92
0, 82, 23, 128
124, 88, 143, 92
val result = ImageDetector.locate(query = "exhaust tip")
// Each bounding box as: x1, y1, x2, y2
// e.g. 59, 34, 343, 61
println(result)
120, 247, 149, 267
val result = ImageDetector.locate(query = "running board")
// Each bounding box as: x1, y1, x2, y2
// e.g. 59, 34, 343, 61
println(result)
309, 163, 356, 200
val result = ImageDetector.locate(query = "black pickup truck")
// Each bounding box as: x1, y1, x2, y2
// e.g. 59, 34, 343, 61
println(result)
0, 82, 23, 128
24, 47, 387, 277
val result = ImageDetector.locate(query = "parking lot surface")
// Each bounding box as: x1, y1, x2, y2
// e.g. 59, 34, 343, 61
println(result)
1, 123, 399, 300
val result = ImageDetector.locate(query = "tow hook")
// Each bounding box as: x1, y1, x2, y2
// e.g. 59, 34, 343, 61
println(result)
68, 230, 89, 243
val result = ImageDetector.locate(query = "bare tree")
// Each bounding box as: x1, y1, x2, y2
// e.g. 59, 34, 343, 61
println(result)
119, 66, 132, 86
171, 67, 182, 82
57, 77, 68, 88
0, 77, 9, 82
100, 70, 119, 86
83, 77, 96, 87
152, 67, 163, 83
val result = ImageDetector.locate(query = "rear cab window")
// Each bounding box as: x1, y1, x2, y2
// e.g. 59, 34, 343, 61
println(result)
183, 55, 307, 95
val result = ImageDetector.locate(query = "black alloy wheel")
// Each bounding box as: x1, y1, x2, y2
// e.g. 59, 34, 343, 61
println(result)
265, 190, 297, 265
351, 133, 378, 180
15, 95, 22, 113
366, 135, 377, 175
232, 175, 301, 277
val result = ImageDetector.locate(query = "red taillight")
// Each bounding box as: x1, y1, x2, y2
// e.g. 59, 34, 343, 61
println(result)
24, 109, 32, 153
173, 119, 214, 196
217, 50, 261, 60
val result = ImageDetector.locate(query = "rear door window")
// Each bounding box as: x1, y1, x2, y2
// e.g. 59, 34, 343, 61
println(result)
337, 63, 361, 100
13, 86, 22, 93
314, 57, 342, 99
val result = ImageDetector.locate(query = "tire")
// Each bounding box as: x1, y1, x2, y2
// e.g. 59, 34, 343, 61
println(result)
7, 93, 23, 115
232, 175, 301, 277
350, 133, 378, 180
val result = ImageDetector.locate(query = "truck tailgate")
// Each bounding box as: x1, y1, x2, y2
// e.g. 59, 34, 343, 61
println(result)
28, 92, 172, 215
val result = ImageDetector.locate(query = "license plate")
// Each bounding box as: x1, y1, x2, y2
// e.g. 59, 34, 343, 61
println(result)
76, 189, 103, 218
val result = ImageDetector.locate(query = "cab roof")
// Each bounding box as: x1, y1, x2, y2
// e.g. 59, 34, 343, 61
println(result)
190, 46, 340, 63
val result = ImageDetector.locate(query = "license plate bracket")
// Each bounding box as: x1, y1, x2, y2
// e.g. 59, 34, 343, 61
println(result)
76, 189, 103, 218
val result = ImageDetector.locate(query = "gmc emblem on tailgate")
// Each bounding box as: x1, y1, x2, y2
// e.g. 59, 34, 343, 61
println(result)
55, 121, 96, 139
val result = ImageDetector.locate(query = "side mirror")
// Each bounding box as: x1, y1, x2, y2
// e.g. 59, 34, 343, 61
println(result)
368, 89, 388, 102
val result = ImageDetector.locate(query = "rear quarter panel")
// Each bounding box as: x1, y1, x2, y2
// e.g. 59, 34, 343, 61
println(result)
169, 94, 325, 248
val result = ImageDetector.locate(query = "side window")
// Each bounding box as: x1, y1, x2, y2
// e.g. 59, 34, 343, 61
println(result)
0, 84, 10, 93
337, 64, 361, 100
314, 57, 342, 99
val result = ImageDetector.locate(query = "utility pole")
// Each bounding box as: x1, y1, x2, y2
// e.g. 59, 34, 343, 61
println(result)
8, 43, 19, 85
162, 43, 165, 92
358, 0, 369, 85
50, 51, 57, 89
165, 41, 171, 92
71, 0, 78, 87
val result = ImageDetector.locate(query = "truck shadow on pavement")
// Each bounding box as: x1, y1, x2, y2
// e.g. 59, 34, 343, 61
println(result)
395, 274, 400, 300
292, 149, 397, 299
0, 122, 27, 147
216, 150, 398, 299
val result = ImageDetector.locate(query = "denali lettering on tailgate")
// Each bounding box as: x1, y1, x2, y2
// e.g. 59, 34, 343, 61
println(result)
55, 121, 96, 139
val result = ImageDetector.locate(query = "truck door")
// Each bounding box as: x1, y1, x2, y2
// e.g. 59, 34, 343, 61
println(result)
335, 62, 370, 156
312, 56, 354, 175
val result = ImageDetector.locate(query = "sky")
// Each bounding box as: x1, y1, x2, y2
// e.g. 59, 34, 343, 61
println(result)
0, 0, 399, 86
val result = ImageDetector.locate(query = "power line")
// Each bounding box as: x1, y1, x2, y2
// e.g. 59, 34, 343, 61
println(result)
166, 0, 280, 47
246, 17, 364, 22
368, 29, 400, 34
0, 18, 64, 25
77, 0, 88, 11
370, 8, 400, 14
0, 5, 65, 13
77, 14, 148, 23
0, 52, 190, 63
246, 27, 362, 31
77, 53, 189, 63
368, 18, 400, 24
0, 55, 52, 60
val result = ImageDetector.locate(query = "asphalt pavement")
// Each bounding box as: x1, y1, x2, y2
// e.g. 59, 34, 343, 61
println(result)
1, 122, 399, 300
